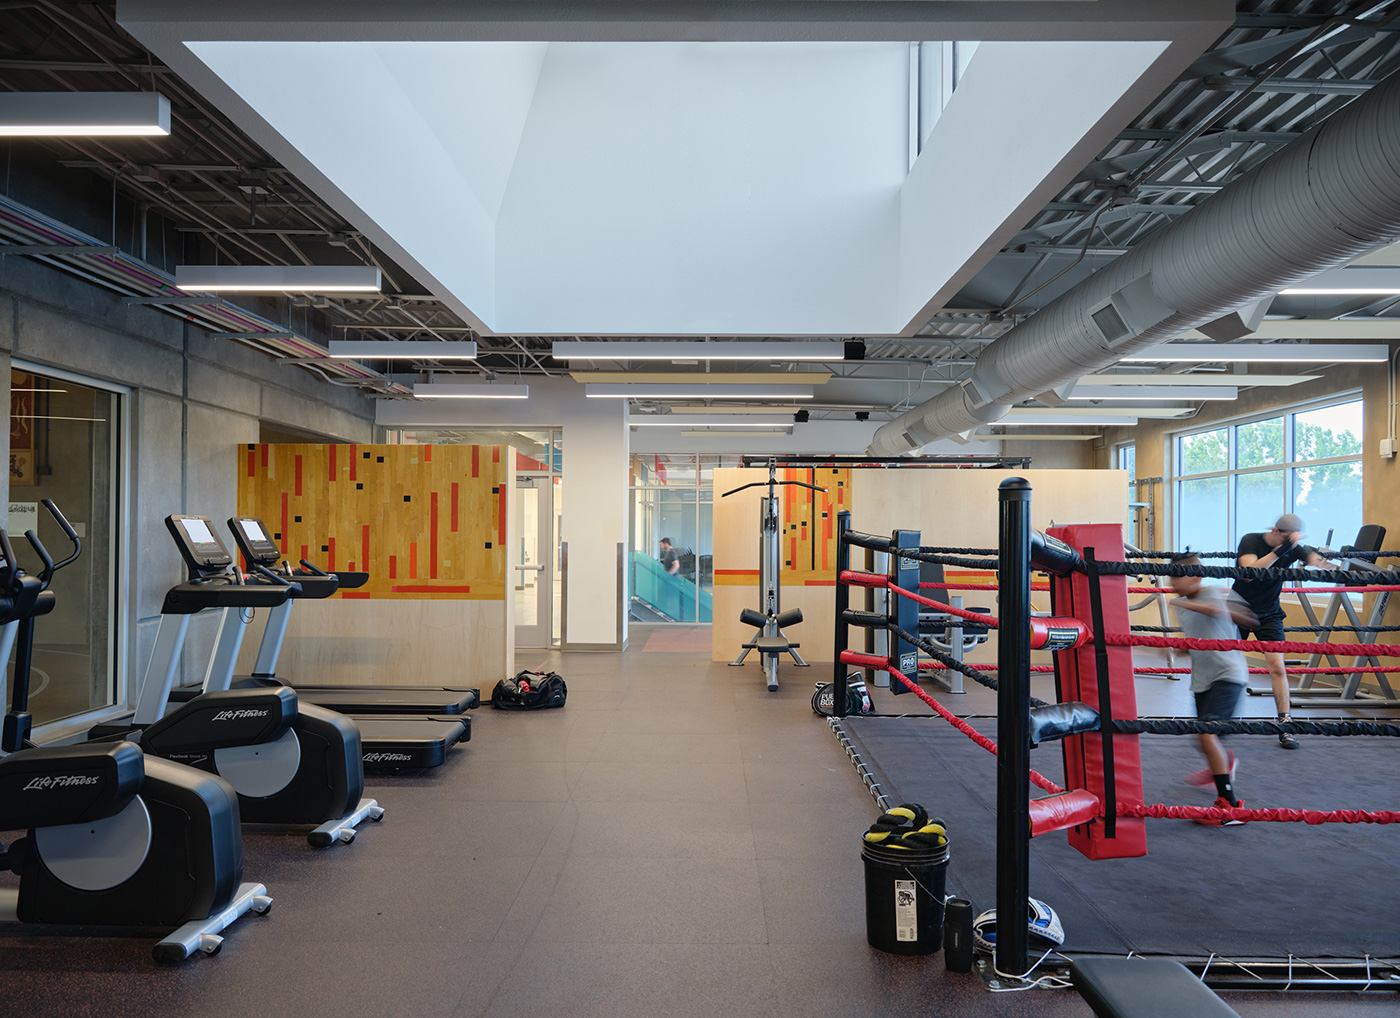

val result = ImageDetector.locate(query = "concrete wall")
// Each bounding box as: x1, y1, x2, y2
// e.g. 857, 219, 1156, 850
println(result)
0, 254, 377, 734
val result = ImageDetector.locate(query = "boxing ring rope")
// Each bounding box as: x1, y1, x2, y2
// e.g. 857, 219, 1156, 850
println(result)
830, 487, 1400, 982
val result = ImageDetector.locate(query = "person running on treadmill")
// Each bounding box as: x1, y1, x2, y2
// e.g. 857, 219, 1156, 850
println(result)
1170, 555, 1256, 824
658, 537, 680, 576
1233, 513, 1335, 750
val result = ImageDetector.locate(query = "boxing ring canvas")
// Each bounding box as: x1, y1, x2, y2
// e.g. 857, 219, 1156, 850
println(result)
837, 714, 1400, 958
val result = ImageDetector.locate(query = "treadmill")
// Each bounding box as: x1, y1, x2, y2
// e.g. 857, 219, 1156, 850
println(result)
166, 516, 468, 769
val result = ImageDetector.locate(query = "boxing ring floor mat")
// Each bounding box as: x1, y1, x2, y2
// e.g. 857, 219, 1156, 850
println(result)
836, 715, 1400, 959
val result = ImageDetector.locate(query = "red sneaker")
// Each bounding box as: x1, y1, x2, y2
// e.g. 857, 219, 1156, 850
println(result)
1184, 751, 1236, 789
1196, 797, 1247, 826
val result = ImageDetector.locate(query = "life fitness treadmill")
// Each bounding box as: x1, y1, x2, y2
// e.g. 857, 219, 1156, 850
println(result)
220, 517, 469, 769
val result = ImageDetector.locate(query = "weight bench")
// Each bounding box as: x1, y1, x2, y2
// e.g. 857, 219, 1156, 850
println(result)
1072, 957, 1240, 1018
732, 607, 808, 691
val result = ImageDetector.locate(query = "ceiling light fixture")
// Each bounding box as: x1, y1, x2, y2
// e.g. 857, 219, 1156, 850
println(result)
1277, 288, 1400, 296
0, 91, 170, 136
328, 340, 477, 360
1068, 385, 1236, 401
174, 265, 382, 293
413, 382, 528, 399
586, 384, 813, 399
568, 371, 829, 385
628, 417, 792, 428
554, 341, 844, 362
1077, 373, 1317, 386
678, 429, 788, 436
1121, 343, 1388, 363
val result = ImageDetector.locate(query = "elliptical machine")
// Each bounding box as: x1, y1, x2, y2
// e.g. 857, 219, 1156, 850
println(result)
722, 461, 825, 691
92, 514, 382, 847
0, 499, 271, 962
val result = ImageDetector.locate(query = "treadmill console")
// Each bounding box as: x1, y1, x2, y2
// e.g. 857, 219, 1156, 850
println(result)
166, 515, 234, 575
230, 517, 281, 566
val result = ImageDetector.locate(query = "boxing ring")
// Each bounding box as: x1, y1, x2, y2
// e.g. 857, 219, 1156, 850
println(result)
825, 479, 1400, 993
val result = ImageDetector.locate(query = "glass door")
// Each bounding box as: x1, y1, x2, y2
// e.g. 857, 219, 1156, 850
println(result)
7, 366, 122, 728
514, 475, 553, 648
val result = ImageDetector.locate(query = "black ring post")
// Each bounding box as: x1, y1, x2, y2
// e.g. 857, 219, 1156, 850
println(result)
996, 478, 1032, 980
833, 511, 852, 718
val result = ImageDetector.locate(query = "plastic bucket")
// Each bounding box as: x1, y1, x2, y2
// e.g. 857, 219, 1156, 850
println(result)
861, 836, 950, 955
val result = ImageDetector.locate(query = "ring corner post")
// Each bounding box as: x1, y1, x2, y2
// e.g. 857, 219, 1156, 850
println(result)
834, 511, 852, 718
996, 477, 1033, 982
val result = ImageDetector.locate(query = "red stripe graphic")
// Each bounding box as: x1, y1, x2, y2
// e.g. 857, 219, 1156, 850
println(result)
472, 447, 479, 478
492, 445, 500, 464
261, 444, 268, 469
497, 486, 506, 549
247, 449, 255, 477
409, 542, 418, 579
424, 445, 432, 463
328, 537, 336, 571
348, 444, 357, 481
389, 555, 397, 580
341, 591, 372, 599
300, 544, 308, 565
430, 491, 439, 580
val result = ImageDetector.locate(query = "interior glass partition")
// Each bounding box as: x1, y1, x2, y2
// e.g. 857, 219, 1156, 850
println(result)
629, 454, 730, 623
8, 366, 122, 727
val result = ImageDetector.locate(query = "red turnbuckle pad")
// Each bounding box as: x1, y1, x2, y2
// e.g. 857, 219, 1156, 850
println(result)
1030, 788, 1102, 837
1029, 616, 1090, 651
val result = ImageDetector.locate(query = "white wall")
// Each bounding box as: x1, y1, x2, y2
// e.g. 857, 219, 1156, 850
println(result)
376, 377, 629, 647
494, 41, 906, 335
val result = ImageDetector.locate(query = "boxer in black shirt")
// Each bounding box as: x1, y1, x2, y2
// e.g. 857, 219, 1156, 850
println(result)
1233, 513, 1333, 749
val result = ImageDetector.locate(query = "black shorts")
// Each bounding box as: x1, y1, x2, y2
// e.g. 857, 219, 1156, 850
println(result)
1238, 613, 1285, 643
1195, 681, 1245, 722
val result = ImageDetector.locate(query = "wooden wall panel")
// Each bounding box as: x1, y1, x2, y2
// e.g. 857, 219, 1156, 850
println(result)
232, 598, 507, 687
237, 443, 509, 600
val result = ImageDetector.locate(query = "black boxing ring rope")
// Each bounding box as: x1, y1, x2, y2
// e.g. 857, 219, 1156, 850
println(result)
828, 485, 1400, 989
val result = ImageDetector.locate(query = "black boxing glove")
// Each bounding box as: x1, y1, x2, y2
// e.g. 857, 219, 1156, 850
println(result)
1275, 539, 1297, 564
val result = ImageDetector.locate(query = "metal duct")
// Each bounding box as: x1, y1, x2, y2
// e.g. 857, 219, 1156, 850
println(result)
869, 66, 1400, 456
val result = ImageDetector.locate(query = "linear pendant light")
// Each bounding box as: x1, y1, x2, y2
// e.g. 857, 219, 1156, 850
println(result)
586, 384, 813, 399
554, 340, 844, 362
0, 92, 170, 136
175, 265, 382, 293
1077, 373, 1317, 386
1121, 343, 1388, 363
413, 382, 528, 399
328, 340, 477, 359
1067, 385, 1236, 401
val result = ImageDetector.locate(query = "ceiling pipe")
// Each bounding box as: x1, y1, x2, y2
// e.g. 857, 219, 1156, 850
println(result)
869, 65, 1400, 456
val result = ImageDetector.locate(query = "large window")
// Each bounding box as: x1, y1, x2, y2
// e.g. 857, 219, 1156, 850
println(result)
9, 366, 124, 730
1173, 397, 1363, 557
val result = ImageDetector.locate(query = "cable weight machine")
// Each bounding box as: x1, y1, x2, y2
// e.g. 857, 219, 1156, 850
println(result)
722, 460, 826, 691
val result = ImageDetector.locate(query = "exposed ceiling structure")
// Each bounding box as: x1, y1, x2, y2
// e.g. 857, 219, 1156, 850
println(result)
1, 1, 1398, 444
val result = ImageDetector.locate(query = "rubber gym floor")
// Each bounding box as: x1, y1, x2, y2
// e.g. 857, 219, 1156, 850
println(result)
0, 626, 1394, 1017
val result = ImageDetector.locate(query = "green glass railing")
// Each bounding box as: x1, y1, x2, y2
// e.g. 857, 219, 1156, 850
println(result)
631, 551, 712, 622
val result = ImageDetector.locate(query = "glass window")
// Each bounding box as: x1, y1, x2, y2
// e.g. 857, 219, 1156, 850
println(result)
1179, 428, 1228, 474
1236, 417, 1284, 469
1115, 443, 1135, 479
1293, 461, 1363, 549
1178, 476, 1228, 555
1294, 401, 1363, 460
9, 367, 121, 727
1233, 469, 1284, 542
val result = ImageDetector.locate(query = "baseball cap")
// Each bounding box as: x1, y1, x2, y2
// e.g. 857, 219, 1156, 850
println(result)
1275, 513, 1303, 533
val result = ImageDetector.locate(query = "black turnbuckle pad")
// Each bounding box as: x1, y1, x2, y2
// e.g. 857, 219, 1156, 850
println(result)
142, 686, 298, 757
1028, 701, 1101, 747
0, 741, 143, 828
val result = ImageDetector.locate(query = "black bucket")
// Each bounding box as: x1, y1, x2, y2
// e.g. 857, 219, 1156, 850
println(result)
861, 835, 950, 955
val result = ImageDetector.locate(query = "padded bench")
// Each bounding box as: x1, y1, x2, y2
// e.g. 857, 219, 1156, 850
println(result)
751, 636, 796, 655
1072, 958, 1240, 1018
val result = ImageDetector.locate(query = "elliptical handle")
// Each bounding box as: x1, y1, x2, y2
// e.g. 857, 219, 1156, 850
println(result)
0, 527, 18, 588
24, 530, 55, 587
40, 499, 82, 572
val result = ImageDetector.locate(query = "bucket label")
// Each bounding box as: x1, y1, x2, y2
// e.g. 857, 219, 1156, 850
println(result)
894, 879, 918, 941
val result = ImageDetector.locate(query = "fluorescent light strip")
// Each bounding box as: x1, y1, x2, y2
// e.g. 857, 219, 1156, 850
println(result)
1005, 407, 1192, 418
1278, 288, 1400, 295
0, 91, 170, 136
554, 340, 844, 362
1078, 373, 1317, 386
587, 384, 813, 399
679, 429, 788, 436
175, 265, 382, 293
1122, 343, 1388, 363
413, 382, 528, 399
569, 371, 829, 384
1179, 321, 1397, 340
1001, 416, 1139, 426
329, 340, 477, 360
987, 433, 1098, 441
1068, 385, 1236, 401
629, 418, 791, 428
670, 405, 802, 414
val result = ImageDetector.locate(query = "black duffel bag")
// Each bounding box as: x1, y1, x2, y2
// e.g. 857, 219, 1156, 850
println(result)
492, 670, 567, 710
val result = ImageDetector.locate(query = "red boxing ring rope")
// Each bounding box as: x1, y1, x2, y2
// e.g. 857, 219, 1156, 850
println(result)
1112, 631, 1400, 659
840, 650, 1067, 795
1120, 803, 1400, 825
